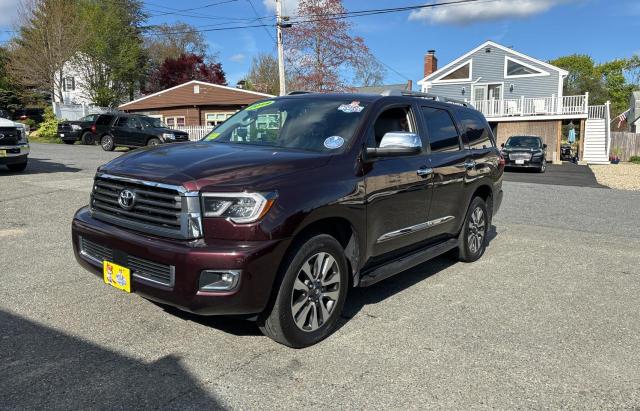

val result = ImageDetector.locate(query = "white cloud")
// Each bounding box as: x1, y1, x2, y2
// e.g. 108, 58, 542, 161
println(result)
262, 0, 299, 16
409, 0, 577, 25
229, 53, 246, 62
0, 0, 21, 27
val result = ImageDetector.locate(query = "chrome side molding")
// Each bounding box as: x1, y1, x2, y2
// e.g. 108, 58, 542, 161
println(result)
376, 216, 455, 243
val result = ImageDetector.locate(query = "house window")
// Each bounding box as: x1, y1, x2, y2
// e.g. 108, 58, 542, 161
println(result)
438, 61, 471, 82
165, 116, 185, 128
63, 76, 75, 91
504, 57, 548, 78
205, 112, 234, 127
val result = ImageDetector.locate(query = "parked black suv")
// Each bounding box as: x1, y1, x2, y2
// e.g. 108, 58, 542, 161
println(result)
99, 114, 189, 151
501, 135, 547, 172
72, 91, 504, 347
58, 114, 115, 145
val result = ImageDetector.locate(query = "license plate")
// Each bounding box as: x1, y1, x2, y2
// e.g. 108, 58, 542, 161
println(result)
60, 134, 65, 137
515, 159, 525, 165
103, 261, 131, 293
0, 150, 5, 157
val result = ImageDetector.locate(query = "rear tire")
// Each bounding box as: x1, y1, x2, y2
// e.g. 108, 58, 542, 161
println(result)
454, 197, 489, 263
147, 138, 160, 147
258, 234, 348, 348
7, 160, 28, 172
81, 132, 95, 145
101, 135, 115, 151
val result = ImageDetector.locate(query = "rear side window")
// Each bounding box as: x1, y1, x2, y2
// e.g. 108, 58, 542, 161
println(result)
96, 115, 114, 125
421, 107, 461, 152
457, 110, 493, 149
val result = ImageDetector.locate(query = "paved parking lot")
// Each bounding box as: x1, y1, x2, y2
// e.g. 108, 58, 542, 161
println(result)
503, 163, 606, 188
2, 143, 640, 409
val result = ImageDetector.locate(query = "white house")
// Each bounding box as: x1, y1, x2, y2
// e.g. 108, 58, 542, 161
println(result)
53, 58, 93, 105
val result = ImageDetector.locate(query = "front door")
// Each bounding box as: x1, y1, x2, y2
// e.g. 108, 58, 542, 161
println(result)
473, 84, 503, 116
419, 105, 470, 239
363, 103, 433, 258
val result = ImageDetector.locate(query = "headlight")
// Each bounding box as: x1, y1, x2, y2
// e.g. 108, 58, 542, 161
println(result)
162, 133, 175, 140
532, 151, 543, 157
71, 124, 82, 131
201, 192, 276, 224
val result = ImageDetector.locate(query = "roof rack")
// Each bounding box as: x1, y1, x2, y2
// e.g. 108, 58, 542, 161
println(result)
287, 90, 313, 95
380, 89, 471, 107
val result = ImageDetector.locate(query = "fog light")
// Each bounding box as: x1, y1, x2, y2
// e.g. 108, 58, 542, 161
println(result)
199, 270, 240, 291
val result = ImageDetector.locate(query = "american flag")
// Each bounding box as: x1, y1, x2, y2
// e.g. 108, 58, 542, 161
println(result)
615, 109, 630, 128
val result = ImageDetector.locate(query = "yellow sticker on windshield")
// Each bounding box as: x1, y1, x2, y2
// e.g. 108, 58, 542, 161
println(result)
204, 132, 220, 141
245, 100, 275, 111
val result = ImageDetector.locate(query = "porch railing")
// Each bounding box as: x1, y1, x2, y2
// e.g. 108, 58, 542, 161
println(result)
470, 94, 589, 118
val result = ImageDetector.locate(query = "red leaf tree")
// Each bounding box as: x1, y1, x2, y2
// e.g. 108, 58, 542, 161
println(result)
285, 0, 380, 92
146, 53, 227, 92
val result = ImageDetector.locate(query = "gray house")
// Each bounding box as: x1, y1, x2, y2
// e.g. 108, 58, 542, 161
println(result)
417, 41, 608, 162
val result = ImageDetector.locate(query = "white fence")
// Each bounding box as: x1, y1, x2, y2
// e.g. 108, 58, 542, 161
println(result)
53, 102, 115, 121
471, 94, 588, 118
171, 125, 214, 141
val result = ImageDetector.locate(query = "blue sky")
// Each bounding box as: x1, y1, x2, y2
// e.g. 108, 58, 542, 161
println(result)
0, 0, 637, 85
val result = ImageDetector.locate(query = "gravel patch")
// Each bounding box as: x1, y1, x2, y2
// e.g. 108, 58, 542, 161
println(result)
590, 163, 640, 191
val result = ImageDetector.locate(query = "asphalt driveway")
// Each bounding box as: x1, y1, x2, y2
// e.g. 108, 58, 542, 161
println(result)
503, 163, 606, 188
1, 144, 639, 409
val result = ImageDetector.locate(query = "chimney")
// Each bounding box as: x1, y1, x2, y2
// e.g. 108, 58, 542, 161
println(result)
424, 50, 438, 78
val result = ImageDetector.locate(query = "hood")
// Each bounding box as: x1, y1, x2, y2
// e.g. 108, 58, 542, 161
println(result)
99, 142, 332, 191
151, 126, 188, 135
0, 117, 18, 127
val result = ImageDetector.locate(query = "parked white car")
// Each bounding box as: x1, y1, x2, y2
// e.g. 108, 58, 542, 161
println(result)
0, 117, 30, 172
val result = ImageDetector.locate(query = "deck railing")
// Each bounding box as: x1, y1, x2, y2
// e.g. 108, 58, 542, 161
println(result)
471, 94, 589, 118
588, 105, 607, 119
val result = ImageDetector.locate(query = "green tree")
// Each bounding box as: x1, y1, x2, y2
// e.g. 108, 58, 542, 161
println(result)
245, 53, 280, 96
75, 0, 147, 107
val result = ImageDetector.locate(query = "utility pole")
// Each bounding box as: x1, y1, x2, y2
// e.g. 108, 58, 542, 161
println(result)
276, 0, 287, 96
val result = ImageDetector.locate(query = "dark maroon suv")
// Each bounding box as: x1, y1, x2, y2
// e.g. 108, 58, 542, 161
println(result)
72, 90, 504, 347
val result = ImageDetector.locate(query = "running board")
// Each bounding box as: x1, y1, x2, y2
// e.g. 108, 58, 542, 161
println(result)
358, 238, 459, 287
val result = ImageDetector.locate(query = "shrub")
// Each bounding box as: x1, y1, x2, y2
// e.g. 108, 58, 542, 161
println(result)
630, 156, 640, 164
30, 107, 59, 143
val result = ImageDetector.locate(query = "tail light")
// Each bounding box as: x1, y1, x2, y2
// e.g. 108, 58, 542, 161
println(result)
91, 124, 96, 133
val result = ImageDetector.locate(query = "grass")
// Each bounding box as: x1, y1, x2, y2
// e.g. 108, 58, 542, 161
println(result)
630, 156, 640, 165
28, 132, 61, 144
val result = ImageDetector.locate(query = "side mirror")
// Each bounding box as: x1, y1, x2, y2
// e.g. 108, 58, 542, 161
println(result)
501, 143, 505, 148
542, 143, 547, 149
366, 132, 422, 159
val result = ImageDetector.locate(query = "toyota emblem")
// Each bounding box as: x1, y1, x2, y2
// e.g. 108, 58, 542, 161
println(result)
118, 189, 136, 210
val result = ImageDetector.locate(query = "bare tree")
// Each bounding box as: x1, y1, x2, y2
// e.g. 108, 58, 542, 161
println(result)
246, 53, 280, 95
8, 0, 86, 102
285, 0, 381, 92
145, 22, 209, 67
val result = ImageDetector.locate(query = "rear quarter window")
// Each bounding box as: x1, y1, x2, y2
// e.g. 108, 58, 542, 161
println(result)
96, 115, 114, 125
457, 110, 494, 149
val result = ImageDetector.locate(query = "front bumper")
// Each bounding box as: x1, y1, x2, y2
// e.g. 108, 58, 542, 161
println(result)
72, 206, 290, 316
504, 157, 544, 168
0, 144, 29, 165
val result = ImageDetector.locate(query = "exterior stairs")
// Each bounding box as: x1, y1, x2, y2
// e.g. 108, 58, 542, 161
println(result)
582, 118, 609, 164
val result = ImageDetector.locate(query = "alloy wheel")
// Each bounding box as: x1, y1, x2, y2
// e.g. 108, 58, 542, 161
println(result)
290, 252, 341, 332
467, 206, 486, 254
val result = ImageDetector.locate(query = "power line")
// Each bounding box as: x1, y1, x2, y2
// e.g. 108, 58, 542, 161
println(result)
146, 0, 493, 35
246, 0, 277, 44
145, 0, 239, 17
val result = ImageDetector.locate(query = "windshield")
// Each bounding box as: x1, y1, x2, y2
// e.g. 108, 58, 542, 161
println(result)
139, 116, 167, 128
505, 136, 541, 148
202, 98, 369, 153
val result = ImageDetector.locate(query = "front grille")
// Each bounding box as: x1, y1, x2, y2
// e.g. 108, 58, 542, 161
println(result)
0, 127, 21, 145
57, 124, 73, 132
509, 152, 532, 161
91, 174, 186, 238
79, 236, 174, 287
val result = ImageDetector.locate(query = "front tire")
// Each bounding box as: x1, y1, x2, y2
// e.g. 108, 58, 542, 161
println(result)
7, 160, 28, 172
538, 159, 546, 173
455, 197, 489, 263
147, 138, 161, 147
81, 132, 95, 145
101, 135, 115, 151
259, 234, 348, 348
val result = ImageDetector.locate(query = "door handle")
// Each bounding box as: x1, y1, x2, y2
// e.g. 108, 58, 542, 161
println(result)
463, 160, 476, 170
417, 167, 434, 177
